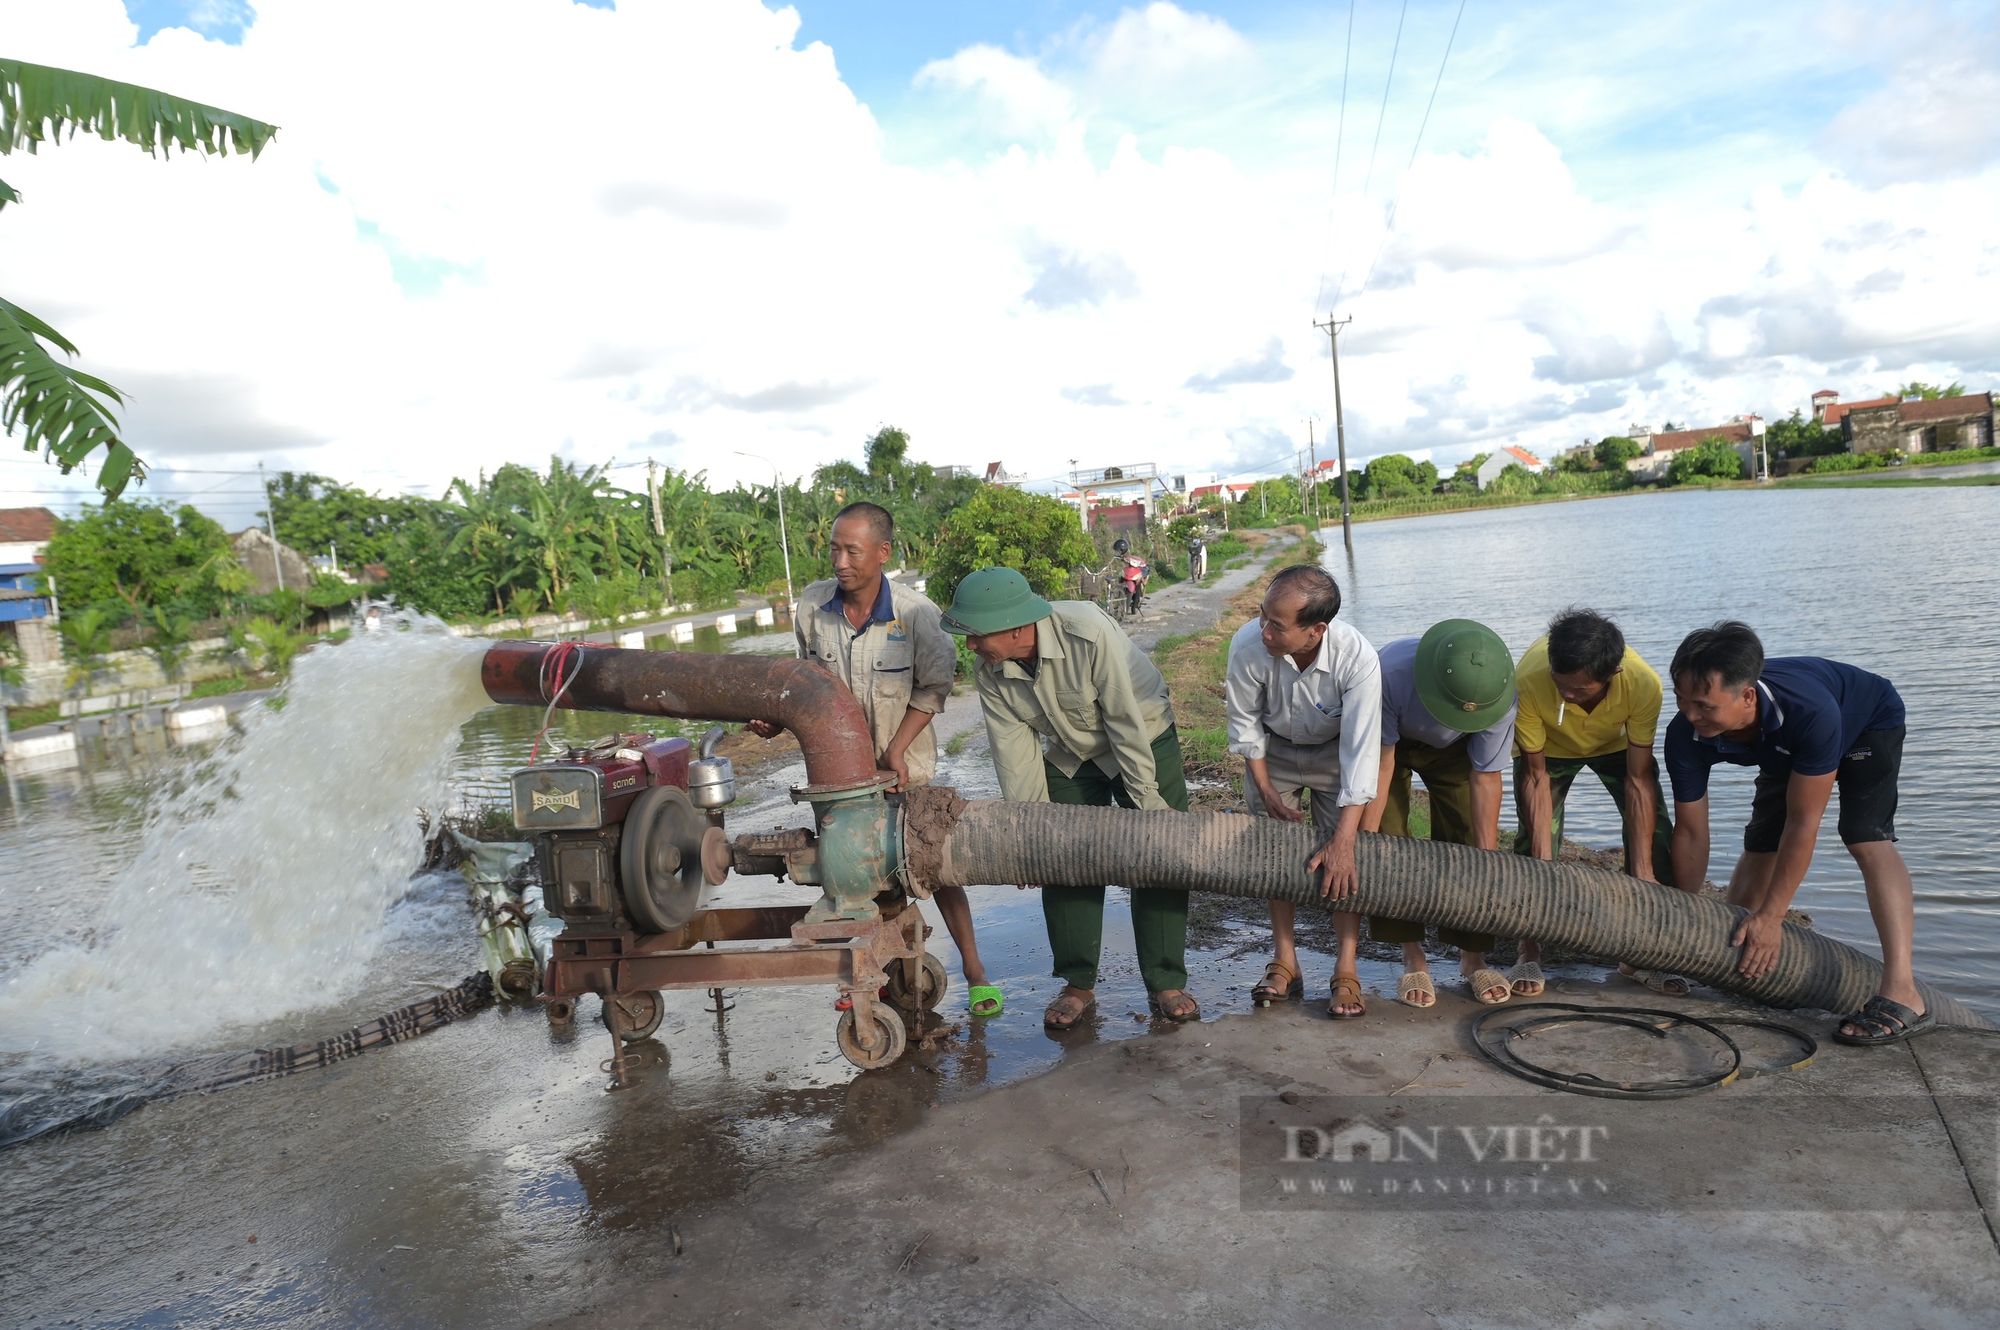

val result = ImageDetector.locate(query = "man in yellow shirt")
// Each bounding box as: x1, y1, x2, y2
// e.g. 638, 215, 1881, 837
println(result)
1511, 608, 1680, 997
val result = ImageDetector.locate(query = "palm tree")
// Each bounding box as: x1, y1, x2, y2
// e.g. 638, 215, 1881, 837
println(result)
56, 605, 114, 697
1, 58, 277, 500
145, 606, 197, 684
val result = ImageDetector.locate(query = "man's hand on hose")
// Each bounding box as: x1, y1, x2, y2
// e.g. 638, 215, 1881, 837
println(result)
745, 719, 783, 739
1016, 884, 1041, 891
1306, 829, 1360, 901
1731, 908, 1785, 979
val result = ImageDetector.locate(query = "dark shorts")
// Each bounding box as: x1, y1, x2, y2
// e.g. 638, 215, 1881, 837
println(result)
1744, 726, 1903, 853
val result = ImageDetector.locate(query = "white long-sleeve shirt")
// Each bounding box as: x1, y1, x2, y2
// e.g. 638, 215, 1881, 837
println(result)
1224, 615, 1383, 806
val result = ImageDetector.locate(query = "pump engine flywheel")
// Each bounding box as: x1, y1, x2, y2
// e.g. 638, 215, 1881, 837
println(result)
620, 785, 709, 932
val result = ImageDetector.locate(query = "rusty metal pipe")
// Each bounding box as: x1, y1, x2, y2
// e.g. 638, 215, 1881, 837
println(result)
481, 640, 880, 788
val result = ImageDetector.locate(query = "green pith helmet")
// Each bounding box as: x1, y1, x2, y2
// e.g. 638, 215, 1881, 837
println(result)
1415, 618, 1516, 732
939, 566, 1053, 636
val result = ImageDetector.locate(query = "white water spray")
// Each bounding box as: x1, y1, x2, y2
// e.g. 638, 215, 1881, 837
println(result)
0, 617, 495, 1062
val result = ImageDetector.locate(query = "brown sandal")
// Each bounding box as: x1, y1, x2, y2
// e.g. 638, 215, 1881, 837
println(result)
1327, 971, 1365, 1019
1252, 960, 1304, 1007
1043, 985, 1097, 1030
1148, 989, 1201, 1023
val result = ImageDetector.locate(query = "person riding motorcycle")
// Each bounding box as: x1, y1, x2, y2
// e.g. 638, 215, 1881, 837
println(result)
1112, 537, 1148, 614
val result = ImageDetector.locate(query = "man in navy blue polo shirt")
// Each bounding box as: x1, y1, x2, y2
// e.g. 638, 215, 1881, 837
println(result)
1663, 621, 1926, 1045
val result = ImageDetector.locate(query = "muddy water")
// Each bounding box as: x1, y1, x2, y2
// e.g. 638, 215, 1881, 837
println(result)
1320, 483, 2000, 1018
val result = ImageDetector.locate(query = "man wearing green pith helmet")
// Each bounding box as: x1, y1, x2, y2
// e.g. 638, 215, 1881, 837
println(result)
940, 566, 1200, 1031
1351, 620, 1519, 1009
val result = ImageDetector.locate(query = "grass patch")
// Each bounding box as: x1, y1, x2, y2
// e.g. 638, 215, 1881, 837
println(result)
945, 730, 972, 757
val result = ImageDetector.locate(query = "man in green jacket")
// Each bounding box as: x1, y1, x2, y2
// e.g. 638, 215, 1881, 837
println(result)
941, 566, 1198, 1030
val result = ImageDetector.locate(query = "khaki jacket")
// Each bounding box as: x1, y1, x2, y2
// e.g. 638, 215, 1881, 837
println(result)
794, 575, 956, 787
975, 601, 1176, 809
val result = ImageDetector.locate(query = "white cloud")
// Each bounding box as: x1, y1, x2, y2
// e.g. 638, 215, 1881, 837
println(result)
1817, 4, 2000, 185
914, 44, 1074, 141
0, 0, 1996, 522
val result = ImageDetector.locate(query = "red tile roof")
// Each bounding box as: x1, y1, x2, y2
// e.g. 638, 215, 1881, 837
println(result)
1647, 423, 1753, 454
1502, 446, 1544, 467
1897, 392, 1994, 424
1822, 396, 1895, 426
0, 507, 57, 544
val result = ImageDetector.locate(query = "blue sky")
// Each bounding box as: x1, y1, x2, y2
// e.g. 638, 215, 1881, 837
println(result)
2, 0, 1988, 510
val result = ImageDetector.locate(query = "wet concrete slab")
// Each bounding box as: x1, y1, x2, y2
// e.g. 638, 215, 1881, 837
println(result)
558, 989, 2000, 1330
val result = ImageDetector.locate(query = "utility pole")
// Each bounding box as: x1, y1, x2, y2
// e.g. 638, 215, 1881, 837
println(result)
1314, 314, 1355, 553
258, 461, 285, 591
734, 451, 794, 610
1307, 419, 1321, 530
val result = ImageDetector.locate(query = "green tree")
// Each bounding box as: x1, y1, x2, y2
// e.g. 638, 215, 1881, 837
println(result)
1891, 382, 1965, 400
244, 616, 306, 673
1764, 410, 1847, 459
39, 499, 235, 619
1, 59, 277, 500
1594, 436, 1642, 467
926, 486, 1095, 605
1363, 454, 1439, 499
1666, 437, 1745, 484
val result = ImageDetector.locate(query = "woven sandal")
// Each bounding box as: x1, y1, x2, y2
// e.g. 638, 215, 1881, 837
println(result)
1396, 971, 1436, 1009
1466, 968, 1512, 1005
1507, 959, 1546, 997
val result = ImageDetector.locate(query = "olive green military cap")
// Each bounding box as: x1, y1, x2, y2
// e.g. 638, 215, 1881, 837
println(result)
1415, 618, 1516, 733
939, 566, 1052, 636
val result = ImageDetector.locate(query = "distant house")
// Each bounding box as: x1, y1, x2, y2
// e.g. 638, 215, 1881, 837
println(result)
0, 506, 59, 671
1846, 392, 1997, 455
1811, 389, 1841, 420
1625, 421, 1758, 480
1820, 395, 1897, 433
983, 462, 1017, 486
233, 527, 316, 596
1476, 446, 1546, 489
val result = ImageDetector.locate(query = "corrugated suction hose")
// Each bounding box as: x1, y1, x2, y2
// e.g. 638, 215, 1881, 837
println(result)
901, 790, 1990, 1030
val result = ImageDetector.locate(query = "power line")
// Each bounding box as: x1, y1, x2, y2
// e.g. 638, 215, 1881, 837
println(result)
1329, 0, 1411, 313
1353, 0, 1470, 304
1312, 0, 1358, 316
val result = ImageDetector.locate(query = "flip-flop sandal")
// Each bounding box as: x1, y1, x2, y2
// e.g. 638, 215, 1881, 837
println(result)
1148, 989, 1201, 1023
1508, 959, 1546, 997
1396, 971, 1435, 1009
1625, 969, 1691, 997
1832, 994, 1938, 1047
1043, 987, 1096, 1030
1328, 971, 1366, 1020
1466, 968, 1512, 1005
967, 985, 1005, 1018
1252, 960, 1305, 1007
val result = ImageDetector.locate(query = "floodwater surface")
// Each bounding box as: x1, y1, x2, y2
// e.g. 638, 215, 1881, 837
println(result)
1319, 483, 2000, 1016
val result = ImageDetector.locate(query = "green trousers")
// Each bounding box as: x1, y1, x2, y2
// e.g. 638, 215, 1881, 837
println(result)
1510, 751, 1674, 887
1041, 725, 1192, 993
1370, 737, 1496, 953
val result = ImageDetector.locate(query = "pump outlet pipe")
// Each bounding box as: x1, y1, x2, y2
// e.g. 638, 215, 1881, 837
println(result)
900, 788, 1992, 1030
482, 639, 879, 789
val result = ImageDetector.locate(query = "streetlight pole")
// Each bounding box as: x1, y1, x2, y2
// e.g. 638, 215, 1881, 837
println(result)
735, 451, 794, 610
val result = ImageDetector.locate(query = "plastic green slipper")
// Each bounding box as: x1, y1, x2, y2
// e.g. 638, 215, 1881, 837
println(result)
967, 985, 1005, 1017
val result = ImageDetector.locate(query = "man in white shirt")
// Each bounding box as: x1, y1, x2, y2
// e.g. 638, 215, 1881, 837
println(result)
1224, 565, 1382, 1018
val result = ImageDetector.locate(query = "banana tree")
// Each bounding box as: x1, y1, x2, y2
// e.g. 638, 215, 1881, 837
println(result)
2, 58, 277, 499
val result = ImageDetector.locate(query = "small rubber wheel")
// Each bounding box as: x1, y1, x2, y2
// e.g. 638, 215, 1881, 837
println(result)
604, 991, 665, 1042
836, 1006, 908, 1071
886, 953, 949, 1013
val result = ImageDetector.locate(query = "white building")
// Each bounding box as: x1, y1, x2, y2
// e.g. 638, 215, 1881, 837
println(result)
1476, 446, 1547, 489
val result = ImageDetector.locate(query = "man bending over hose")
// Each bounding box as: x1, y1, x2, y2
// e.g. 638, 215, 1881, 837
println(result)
1663, 621, 1927, 1046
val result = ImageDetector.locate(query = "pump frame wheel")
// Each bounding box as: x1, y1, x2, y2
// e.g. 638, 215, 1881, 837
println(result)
620, 785, 710, 933
604, 990, 665, 1042
885, 952, 949, 1013
835, 1005, 908, 1070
